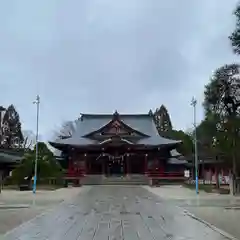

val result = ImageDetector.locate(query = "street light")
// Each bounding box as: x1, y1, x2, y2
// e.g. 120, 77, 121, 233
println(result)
191, 97, 199, 194
33, 95, 40, 194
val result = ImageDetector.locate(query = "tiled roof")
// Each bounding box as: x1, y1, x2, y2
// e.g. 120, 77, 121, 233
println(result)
50, 113, 181, 147
167, 157, 188, 165
0, 151, 22, 163
170, 149, 182, 157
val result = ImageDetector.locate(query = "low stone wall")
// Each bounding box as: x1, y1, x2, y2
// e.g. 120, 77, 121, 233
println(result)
149, 178, 185, 186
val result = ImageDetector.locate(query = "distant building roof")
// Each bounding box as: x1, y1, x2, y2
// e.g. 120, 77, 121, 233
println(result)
0, 149, 23, 164
49, 112, 181, 149
187, 159, 224, 166
170, 149, 182, 157
167, 157, 188, 165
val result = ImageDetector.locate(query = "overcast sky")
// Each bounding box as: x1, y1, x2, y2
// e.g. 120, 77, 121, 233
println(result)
0, 0, 239, 141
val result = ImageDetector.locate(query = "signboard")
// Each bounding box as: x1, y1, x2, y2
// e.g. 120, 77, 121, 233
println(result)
184, 170, 190, 178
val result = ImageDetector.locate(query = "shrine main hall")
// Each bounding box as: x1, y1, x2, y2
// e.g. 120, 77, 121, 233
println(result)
49, 111, 187, 180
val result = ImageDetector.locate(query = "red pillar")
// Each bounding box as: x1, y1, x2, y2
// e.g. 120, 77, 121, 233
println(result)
67, 157, 72, 177
83, 153, 87, 176
145, 154, 148, 175
67, 152, 75, 177
158, 158, 163, 176
102, 154, 105, 176
126, 154, 129, 175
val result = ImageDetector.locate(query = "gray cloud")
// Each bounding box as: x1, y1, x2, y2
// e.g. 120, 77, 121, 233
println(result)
0, 0, 238, 140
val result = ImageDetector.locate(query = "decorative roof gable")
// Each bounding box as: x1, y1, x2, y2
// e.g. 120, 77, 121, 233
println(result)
83, 117, 149, 140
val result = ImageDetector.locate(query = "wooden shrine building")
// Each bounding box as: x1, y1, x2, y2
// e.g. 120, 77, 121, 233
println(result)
0, 148, 23, 192
49, 111, 187, 181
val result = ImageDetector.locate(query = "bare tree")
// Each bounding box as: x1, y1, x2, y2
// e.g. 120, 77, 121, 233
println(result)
22, 130, 36, 149
52, 120, 77, 141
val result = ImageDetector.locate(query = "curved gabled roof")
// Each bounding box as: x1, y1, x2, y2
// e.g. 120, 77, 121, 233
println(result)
167, 157, 188, 165
49, 113, 181, 148
0, 150, 23, 163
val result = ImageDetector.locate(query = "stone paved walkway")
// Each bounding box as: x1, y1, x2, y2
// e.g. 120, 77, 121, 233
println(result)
145, 185, 240, 239
0, 187, 84, 235
4, 186, 231, 239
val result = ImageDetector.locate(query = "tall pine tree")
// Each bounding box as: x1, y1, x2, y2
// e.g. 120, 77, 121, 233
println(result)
154, 105, 173, 133
229, 3, 240, 54
0, 106, 6, 145
2, 105, 24, 148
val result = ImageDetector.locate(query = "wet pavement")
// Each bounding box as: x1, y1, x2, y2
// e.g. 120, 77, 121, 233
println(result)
175, 198, 240, 240
168, 198, 240, 208
4, 186, 231, 240
0, 188, 83, 236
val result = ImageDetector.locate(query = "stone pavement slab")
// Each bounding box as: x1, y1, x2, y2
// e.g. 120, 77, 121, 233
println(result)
144, 185, 240, 200
145, 185, 240, 240
0, 187, 83, 205
0, 187, 85, 235
4, 186, 231, 240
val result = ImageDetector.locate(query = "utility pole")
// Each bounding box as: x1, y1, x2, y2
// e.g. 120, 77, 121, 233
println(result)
33, 95, 40, 194
191, 97, 199, 194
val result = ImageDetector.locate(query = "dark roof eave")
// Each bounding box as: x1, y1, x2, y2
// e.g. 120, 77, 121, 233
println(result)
49, 142, 181, 152
0, 152, 23, 163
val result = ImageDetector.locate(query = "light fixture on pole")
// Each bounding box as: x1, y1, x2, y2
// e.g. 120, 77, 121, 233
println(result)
33, 95, 40, 194
191, 97, 199, 194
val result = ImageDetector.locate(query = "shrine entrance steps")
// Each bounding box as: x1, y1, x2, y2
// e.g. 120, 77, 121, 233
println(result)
81, 174, 149, 185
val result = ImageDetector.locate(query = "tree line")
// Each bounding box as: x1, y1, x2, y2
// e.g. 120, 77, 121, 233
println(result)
0, 105, 62, 185
0, 104, 37, 149
152, 105, 193, 156
200, 3, 240, 194
152, 3, 240, 194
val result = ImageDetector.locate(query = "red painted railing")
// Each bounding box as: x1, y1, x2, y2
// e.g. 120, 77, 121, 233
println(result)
67, 169, 86, 177
67, 160, 86, 177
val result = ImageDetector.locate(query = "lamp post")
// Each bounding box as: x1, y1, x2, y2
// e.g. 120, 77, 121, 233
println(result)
33, 95, 40, 194
191, 97, 199, 194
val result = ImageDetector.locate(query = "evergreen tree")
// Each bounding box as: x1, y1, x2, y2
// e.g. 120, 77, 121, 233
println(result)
0, 106, 6, 145
154, 105, 173, 132
12, 142, 62, 184
167, 130, 193, 156
229, 3, 240, 54
153, 105, 194, 154
2, 105, 23, 148
148, 109, 153, 116
203, 63, 240, 194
